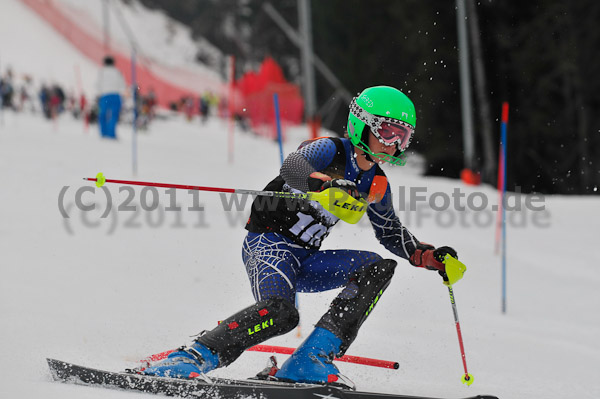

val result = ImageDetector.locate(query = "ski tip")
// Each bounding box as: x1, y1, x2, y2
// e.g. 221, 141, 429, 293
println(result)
393, 362, 399, 369
46, 358, 64, 381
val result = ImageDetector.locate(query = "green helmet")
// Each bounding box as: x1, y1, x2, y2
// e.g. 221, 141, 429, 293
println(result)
347, 86, 416, 165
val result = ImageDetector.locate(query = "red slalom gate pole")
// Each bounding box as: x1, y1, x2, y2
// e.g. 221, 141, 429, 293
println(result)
141, 345, 399, 370
247, 345, 399, 369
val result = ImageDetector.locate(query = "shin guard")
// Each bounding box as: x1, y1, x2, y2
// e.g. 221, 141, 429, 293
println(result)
316, 258, 397, 356
196, 297, 299, 366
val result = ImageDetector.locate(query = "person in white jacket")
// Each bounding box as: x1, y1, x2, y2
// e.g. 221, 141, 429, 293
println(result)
96, 55, 126, 139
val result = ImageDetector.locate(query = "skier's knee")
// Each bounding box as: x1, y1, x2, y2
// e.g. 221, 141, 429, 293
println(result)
354, 257, 396, 284
262, 296, 300, 334
364, 251, 383, 264
316, 258, 397, 355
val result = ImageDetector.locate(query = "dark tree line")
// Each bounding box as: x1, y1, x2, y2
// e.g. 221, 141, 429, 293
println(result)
136, 0, 600, 195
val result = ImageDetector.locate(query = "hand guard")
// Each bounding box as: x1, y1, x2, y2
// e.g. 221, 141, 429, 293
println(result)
308, 172, 361, 200
409, 242, 458, 281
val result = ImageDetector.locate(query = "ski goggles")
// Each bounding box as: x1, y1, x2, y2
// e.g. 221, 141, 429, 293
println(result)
350, 98, 415, 151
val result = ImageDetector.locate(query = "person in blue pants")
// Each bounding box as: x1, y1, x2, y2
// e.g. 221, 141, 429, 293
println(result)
98, 93, 121, 139
96, 56, 126, 139
143, 86, 459, 385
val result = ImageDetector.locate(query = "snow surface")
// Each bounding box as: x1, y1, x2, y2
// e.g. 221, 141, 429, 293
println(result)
53, 0, 225, 94
0, 0, 101, 97
0, 0, 223, 100
1, 2, 599, 399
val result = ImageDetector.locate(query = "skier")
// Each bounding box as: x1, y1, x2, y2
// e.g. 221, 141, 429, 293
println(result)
143, 86, 458, 385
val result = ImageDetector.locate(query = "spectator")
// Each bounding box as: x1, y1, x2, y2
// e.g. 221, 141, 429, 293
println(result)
39, 84, 51, 119
199, 92, 210, 124
145, 88, 157, 119
136, 88, 157, 130
0, 69, 15, 109
96, 55, 126, 139
17, 75, 36, 113
49, 84, 66, 118
182, 96, 194, 121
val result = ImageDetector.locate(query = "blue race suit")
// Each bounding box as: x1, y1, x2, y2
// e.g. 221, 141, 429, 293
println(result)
244, 137, 419, 303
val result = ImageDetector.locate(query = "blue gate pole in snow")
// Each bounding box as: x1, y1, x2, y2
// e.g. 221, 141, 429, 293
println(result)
0, 55, 3, 126
273, 93, 285, 165
500, 102, 509, 313
131, 48, 138, 176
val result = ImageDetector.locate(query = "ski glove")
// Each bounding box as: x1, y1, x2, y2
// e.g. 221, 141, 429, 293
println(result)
409, 242, 458, 280
307, 172, 361, 200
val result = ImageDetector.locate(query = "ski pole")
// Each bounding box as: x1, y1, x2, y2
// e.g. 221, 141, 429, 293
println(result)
85, 173, 367, 224
140, 345, 399, 370
441, 254, 473, 385
85, 173, 298, 198
447, 286, 473, 386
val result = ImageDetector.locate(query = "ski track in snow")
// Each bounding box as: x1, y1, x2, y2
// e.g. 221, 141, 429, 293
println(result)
0, 1, 599, 399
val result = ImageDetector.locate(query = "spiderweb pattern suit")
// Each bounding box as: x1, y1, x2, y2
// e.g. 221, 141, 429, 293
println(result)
196, 137, 420, 360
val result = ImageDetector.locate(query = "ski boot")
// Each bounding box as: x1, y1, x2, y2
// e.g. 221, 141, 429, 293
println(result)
275, 327, 348, 386
142, 341, 219, 379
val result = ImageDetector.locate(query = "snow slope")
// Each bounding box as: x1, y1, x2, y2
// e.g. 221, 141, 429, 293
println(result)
55, 0, 223, 72
0, 0, 100, 96
51, 0, 225, 94
1, 111, 599, 399
1, 2, 599, 399
0, 0, 223, 100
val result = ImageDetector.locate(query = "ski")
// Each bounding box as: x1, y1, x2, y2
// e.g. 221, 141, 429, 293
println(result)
47, 358, 498, 399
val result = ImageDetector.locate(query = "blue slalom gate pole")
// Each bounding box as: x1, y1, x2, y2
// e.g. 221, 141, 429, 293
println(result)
273, 93, 284, 165
131, 48, 138, 176
0, 55, 3, 127
500, 102, 509, 313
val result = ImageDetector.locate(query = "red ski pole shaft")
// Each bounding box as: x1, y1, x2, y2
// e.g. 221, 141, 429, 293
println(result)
448, 286, 471, 381
84, 176, 307, 199
142, 345, 399, 370
85, 177, 236, 194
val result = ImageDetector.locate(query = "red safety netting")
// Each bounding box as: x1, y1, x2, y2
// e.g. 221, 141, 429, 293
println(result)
20, 0, 225, 109
235, 57, 304, 140
22, 0, 303, 135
